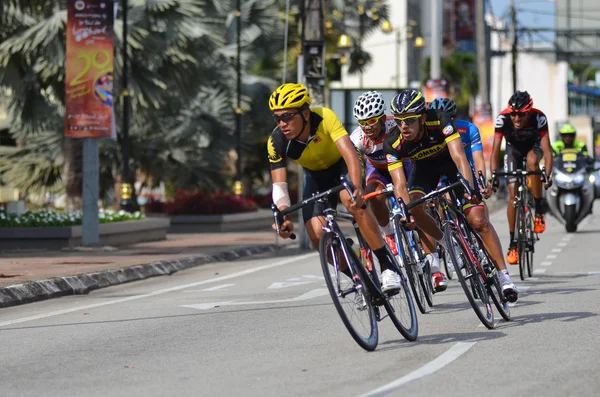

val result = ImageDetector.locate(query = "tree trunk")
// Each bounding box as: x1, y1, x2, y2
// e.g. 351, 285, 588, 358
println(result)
63, 137, 83, 212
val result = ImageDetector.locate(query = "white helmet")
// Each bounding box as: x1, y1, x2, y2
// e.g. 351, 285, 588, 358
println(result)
353, 91, 386, 120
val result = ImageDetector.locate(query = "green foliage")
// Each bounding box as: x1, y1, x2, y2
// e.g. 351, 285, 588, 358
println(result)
0, 208, 144, 227
420, 52, 478, 109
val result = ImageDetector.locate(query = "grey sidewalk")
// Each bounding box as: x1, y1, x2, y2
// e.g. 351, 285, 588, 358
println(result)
0, 232, 297, 309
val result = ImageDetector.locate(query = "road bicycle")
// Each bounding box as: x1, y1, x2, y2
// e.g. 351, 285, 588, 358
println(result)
397, 174, 511, 328
364, 186, 434, 314
492, 159, 548, 280
271, 176, 418, 351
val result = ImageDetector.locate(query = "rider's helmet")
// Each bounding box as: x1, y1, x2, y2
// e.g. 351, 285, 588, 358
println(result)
390, 89, 426, 114
427, 97, 457, 117
559, 123, 576, 136
353, 91, 386, 120
269, 83, 312, 111
507, 90, 533, 112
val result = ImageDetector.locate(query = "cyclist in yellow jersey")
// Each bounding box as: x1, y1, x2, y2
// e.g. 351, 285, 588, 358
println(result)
268, 83, 403, 292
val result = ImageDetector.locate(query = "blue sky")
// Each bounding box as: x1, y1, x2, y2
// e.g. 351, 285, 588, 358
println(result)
489, 0, 556, 43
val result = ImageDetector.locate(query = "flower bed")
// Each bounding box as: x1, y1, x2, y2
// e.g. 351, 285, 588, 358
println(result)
145, 190, 258, 215
0, 209, 144, 228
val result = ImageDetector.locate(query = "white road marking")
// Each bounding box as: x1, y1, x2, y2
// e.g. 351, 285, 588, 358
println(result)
0, 252, 319, 328
518, 285, 532, 293
201, 284, 235, 292
359, 342, 477, 397
180, 288, 329, 310
540, 261, 553, 267
527, 277, 539, 281
551, 248, 562, 253
533, 269, 547, 274
557, 242, 568, 247
546, 255, 558, 259
268, 280, 315, 289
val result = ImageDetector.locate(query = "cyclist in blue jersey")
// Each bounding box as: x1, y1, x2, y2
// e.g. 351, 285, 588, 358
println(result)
428, 97, 516, 296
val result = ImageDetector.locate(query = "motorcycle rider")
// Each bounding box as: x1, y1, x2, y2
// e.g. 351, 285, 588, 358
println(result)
552, 123, 590, 157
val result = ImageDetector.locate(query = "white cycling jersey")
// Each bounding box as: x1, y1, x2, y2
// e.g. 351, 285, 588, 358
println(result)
350, 117, 397, 171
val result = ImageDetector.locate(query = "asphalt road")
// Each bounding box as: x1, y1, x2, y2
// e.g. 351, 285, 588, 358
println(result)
1, 206, 600, 397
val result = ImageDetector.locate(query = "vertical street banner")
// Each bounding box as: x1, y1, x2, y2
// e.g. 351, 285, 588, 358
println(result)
454, 0, 475, 53
65, 0, 115, 138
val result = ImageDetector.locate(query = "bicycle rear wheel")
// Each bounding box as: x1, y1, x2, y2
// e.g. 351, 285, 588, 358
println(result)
382, 262, 419, 342
444, 223, 495, 329
319, 232, 378, 351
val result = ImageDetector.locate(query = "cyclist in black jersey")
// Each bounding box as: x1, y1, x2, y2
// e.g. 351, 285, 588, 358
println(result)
267, 83, 402, 292
490, 91, 553, 265
384, 89, 518, 302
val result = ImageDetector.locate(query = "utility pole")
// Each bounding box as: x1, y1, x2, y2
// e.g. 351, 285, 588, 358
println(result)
475, 0, 488, 105
298, 0, 325, 249
510, 0, 517, 92
430, 0, 441, 80
233, 0, 243, 196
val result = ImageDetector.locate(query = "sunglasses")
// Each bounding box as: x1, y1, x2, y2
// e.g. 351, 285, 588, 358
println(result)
394, 114, 421, 126
358, 115, 384, 127
273, 111, 300, 124
509, 111, 528, 117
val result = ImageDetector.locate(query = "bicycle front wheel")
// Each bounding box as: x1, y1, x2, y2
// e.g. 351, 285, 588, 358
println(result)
444, 224, 495, 329
319, 232, 378, 351
394, 217, 427, 314
524, 208, 535, 277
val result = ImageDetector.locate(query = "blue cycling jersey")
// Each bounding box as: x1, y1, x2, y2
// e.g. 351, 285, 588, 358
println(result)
454, 119, 483, 168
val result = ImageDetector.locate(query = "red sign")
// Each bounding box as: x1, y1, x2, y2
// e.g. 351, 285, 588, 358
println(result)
65, 0, 115, 138
423, 79, 449, 102
455, 0, 474, 41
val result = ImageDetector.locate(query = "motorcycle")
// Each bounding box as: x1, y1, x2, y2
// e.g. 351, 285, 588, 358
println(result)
545, 149, 596, 233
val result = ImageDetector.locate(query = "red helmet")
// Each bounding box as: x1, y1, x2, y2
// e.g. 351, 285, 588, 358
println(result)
508, 90, 533, 112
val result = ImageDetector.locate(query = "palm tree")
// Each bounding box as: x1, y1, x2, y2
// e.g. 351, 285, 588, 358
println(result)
0, 0, 282, 208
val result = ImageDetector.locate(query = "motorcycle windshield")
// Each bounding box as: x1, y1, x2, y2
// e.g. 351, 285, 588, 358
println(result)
554, 151, 587, 173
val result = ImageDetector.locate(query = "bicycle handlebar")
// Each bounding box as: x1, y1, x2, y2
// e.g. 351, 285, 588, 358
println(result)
271, 175, 362, 240
491, 167, 549, 188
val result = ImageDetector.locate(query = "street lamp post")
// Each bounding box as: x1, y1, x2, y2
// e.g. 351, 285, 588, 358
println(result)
381, 19, 423, 89
233, 0, 243, 196
119, 0, 137, 212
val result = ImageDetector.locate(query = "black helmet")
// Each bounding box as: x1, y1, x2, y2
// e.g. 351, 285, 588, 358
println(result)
428, 97, 457, 117
390, 89, 426, 114
508, 90, 533, 112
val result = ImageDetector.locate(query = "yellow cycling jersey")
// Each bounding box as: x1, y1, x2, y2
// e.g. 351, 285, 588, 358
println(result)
267, 107, 348, 172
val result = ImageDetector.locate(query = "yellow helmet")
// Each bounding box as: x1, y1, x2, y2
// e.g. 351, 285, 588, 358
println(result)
559, 123, 576, 135
269, 83, 312, 111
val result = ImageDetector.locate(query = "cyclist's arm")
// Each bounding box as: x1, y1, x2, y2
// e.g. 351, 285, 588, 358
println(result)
335, 135, 363, 190
470, 124, 486, 179
490, 133, 503, 173
389, 165, 410, 207
447, 137, 475, 190
540, 136, 553, 175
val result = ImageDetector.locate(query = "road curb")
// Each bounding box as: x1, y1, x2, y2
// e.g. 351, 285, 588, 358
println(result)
0, 244, 281, 309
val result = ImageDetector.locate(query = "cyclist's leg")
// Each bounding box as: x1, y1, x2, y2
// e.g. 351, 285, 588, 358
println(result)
365, 165, 398, 254
338, 162, 400, 290
527, 145, 546, 233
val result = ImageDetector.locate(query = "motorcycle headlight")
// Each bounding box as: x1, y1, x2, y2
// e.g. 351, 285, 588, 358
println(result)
554, 171, 571, 184
572, 172, 585, 184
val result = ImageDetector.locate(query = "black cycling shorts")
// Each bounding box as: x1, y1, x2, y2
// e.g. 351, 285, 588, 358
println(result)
408, 160, 483, 211
505, 143, 543, 184
302, 159, 363, 224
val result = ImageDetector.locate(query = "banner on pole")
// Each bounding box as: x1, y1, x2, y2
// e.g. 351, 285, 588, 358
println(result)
65, 0, 115, 138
